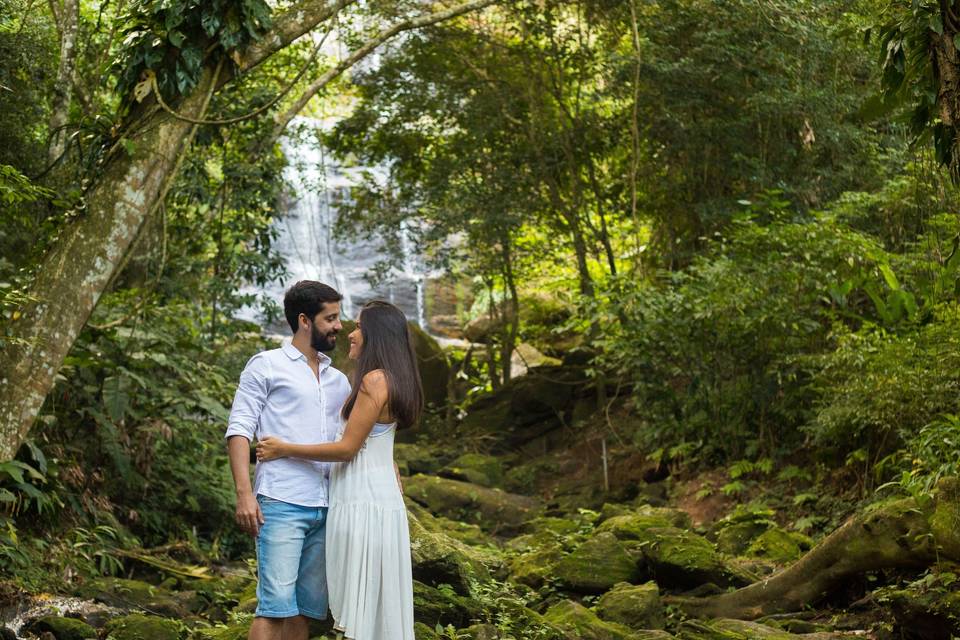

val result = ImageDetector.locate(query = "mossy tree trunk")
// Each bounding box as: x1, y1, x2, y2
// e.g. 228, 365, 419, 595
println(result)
676, 478, 960, 620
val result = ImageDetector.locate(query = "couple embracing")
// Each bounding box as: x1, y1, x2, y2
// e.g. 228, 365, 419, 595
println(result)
225, 281, 418, 640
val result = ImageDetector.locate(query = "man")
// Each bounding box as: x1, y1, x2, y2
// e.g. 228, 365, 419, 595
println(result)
226, 281, 351, 640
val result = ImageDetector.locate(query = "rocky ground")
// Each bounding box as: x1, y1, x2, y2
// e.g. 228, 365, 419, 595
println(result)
4, 362, 960, 640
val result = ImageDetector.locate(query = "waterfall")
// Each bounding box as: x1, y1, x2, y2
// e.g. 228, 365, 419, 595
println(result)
239, 118, 429, 331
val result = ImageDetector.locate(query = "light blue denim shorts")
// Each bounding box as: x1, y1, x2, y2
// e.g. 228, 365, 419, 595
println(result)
255, 495, 328, 620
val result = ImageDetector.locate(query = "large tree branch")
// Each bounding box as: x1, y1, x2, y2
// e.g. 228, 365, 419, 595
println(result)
238, 0, 358, 73
268, 0, 498, 143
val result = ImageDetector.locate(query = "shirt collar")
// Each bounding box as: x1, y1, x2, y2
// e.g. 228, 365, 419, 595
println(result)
281, 339, 333, 370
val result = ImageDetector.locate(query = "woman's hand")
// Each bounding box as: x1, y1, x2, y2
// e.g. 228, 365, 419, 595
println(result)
256, 436, 288, 462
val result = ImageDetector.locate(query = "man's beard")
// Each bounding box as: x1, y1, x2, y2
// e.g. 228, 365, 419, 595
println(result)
310, 323, 338, 352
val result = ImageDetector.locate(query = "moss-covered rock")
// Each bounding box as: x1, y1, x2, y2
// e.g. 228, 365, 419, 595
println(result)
405, 474, 542, 534
439, 453, 505, 488
744, 528, 811, 564
395, 443, 444, 476
715, 520, 773, 556
414, 621, 442, 640
409, 511, 492, 594
75, 577, 187, 618
24, 616, 97, 640
522, 516, 583, 537
596, 582, 664, 630
192, 621, 251, 640
507, 537, 566, 588
103, 613, 179, 640
597, 503, 634, 524
554, 532, 641, 594
409, 321, 451, 408
876, 579, 960, 639
634, 527, 754, 590
459, 365, 585, 452
597, 507, 692, 541
674, 618, 836, 639
406, 498, 497, 548
543, 600, 640, 640
413, 580, 484, 628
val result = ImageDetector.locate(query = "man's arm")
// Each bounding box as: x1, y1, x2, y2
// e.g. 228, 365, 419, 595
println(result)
228, 435, 263, 536
225, 354, 269, 536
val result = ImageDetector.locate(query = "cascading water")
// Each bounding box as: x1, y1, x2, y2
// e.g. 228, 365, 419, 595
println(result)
241, 117, 428, 330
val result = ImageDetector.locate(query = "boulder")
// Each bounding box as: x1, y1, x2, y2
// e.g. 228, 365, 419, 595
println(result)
103, 614, 179, 640
406, 498, 497, 548
597, 506, 693, 540
459, 365, 585, 452
413, 580, 483, 628
439, 453, 505, 488
507, 536, 566, 588
510, 343, 562, 378
554, 532, 641, 594
543, 600, 641, 640
24, 616, 97, 640
675, 618, 849, 639
74, 577, 187, 618
745, 528, 811, 564
596, 582, 665, 630
409, 511, 492, 594
633, 527, 754, 590
414, 621, 442, 640
405, 474, 542, 535
876, 580, 960, 639
395, 443, 444, 476
193, 622, 251, 640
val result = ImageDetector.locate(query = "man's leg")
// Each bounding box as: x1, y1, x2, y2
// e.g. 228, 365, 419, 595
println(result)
281, 615, 310, 640
295, 507, 329, 625
249, 496, 311, 640
248, 617, 284, 640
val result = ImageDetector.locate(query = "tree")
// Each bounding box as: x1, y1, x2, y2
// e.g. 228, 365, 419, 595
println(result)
0, 0, 498, 462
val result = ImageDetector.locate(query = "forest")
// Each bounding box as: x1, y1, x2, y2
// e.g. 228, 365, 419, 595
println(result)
3, 0, 960, 638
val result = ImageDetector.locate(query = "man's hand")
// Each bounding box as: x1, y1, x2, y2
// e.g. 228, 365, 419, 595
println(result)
236, 492, 264, 537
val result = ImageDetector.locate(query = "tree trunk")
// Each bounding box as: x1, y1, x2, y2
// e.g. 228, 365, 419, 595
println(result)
48, 0, 79, 165
675, 478, 960, 620
0, 69, 218, 461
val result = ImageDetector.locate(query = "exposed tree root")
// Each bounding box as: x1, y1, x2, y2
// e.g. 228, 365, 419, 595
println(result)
674, 478, 960, 620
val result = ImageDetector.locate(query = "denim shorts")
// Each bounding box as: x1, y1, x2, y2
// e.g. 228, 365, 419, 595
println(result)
255, 495, 328, 620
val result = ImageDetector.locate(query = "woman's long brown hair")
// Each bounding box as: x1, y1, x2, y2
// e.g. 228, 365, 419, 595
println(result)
341, 301, 424, 430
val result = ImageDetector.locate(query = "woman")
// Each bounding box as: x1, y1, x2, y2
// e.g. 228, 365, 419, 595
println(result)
256, 300, 421, 640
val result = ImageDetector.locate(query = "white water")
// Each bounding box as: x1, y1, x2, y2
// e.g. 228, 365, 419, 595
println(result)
240, 118, 428, 331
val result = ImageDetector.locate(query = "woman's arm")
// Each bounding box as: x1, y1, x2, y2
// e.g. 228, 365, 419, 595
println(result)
256, 371, 388, 463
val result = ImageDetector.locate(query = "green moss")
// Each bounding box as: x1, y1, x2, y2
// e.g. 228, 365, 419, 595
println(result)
26, 616, 97, 640
413, 580, 483, 628
75, 577, 187, 618
442, 453, 504, 488
409, 511, 493, 594
676, 618, 797, 639
193, 622, 251, 640
553, 532, 640, 594
715, 521, 772, 556
745, 528, 809, 563
640, 527, 754, 590
104, 613, 180, 640
596, 582, 664, 630
543, 600, 639, 640
596, 507, 692, 541
405, 474, 542, 534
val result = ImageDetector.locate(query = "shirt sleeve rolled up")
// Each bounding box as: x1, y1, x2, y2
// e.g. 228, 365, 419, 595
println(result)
225, 353, 270, 442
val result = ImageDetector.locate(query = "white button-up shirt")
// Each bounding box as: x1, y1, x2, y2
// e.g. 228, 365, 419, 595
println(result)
225, 339, 351, 507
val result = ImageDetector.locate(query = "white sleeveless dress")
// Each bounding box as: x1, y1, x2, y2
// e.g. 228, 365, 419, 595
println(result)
326, 422, 414, 640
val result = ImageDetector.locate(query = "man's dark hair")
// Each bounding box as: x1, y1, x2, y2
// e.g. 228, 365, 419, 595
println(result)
283, 281, 343, 333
